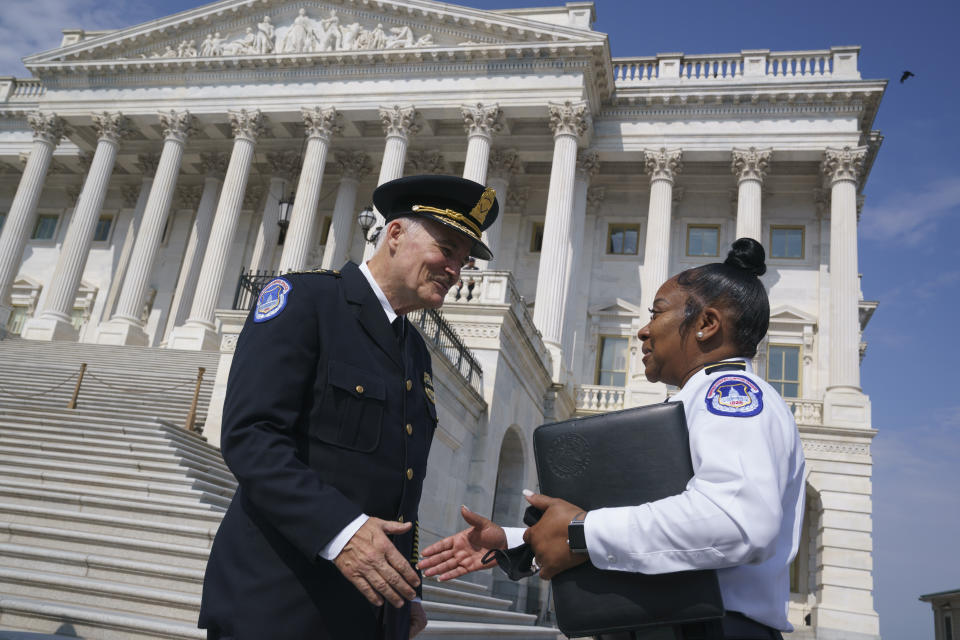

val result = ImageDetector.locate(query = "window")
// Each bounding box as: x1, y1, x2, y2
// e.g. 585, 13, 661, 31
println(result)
770, 226, 804, 259
607, 224, 640, 255
595, 336, 629, 387
69, 308, 85, 331
945, 613, 953, 640
93, 216, 113, 242
529, 222, 544, 253
31, 214, 58, 240
7, 307, 28, 335
319, 217, 332, 245
767, 344, 801, 398
686, 225, 719, 257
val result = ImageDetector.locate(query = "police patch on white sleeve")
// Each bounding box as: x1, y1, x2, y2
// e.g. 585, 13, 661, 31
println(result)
254, 278, 292, 323
704, 374, 763, 417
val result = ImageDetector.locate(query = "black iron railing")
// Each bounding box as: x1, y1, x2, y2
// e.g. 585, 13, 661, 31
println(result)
233, 269, 484, 396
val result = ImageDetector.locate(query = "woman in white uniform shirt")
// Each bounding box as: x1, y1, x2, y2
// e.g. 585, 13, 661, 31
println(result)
420, 238, 806, 640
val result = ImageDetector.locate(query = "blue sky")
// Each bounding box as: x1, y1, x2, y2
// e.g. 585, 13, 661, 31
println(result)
2, 0, 958, 637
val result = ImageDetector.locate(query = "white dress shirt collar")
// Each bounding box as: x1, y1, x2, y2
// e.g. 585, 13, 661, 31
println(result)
359, 261, 398, 323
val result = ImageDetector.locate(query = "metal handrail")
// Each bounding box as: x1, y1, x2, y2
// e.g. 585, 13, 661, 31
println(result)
233, 269, 279, 311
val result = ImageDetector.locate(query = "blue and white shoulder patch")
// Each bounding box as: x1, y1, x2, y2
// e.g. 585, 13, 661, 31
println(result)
254, 278, 292, 323
705, 374, 763, 417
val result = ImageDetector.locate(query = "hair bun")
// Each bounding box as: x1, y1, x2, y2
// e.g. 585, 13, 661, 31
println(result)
725, 237, 767, 276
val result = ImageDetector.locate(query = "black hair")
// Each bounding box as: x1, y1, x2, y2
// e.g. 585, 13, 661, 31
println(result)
676, 237, 770, 358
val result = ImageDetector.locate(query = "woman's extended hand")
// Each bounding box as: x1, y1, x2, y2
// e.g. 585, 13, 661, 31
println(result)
418, 505, 507, 581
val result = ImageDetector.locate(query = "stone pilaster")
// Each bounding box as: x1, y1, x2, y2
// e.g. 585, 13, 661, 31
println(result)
23, 112, 131, 342
483, 149, 522, 268
365, 105, 419, 260
248, 150, 299, 274
323, 150, 372, 270
532, 100, 591, 382
98, 110, 197, 346
278, 107, 341, 273
0, 112, 67, 330
169, 109, 265, 350
732, 147, 771, 241
461, 103, 503, 184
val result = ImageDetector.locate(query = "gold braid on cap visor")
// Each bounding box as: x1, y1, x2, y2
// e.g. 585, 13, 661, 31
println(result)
411, 205, 481, 236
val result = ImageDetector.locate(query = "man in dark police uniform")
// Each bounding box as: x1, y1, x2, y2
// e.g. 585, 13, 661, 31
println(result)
199, 175, 499, 640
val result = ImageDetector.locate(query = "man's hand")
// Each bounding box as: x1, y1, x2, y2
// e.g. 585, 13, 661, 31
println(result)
333, 517, 420, 608
418, 505, 507, 581
522, 493, 589, 580
409, 600, 427, 638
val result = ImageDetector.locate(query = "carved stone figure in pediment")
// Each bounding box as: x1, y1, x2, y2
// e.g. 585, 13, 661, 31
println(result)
316, 10, 342, 52
414, 33, 434, 47
255, 16, 275, 55
340, 22, 361, 49
199, 34, 214, 57
386, 25, 414, 49
224, 28, 257, 56
281, 8, 313, 53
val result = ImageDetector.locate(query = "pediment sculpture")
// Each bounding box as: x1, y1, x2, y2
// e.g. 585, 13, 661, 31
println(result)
145, 8, 438, 59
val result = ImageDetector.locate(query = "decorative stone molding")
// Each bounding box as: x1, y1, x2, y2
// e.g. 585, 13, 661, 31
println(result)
175, 184, 203, 210
813, 187, 829, 217
335, 150, 372, 180
227, 108, 267, 142
548, 100, 591, 139
405, 150, 448, 175
451, 323, 501, 339
158, 109, 198, 143
379, 105, 421, 139
643, 147, 683, 183
856, 193, 866, 222
243, 183, 264, 209
822, 146, 866, 185
91, 111, 133, 143
78, 152, 95, 174
576, 149, 600, 179
586, 186, 606, 215
120, 184, 142, 208
199, 152, 229, 178
301, 106, 342, 142
731, 147, 772, 183
265, 150, 300, 180
135, 152, 160, 176
506, 186, 529, 213
461, 103, 504, 140
220, 333, 239, 354
66, 184, 82, 203
672, 186, 685, 206
27, 112, 68, 146
0, 162, 20, 174
802, 439, 869, 456
487, 148, 522, 180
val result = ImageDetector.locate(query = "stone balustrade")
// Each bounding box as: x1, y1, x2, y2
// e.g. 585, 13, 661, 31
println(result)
0, 78, 45, 103
786, 399, 824, 426
612, 46, 859, 86
575, 384, 626, 413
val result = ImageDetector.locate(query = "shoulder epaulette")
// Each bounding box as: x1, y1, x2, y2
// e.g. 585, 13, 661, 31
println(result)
285, 268, 341, 277
704, 361, 747, 375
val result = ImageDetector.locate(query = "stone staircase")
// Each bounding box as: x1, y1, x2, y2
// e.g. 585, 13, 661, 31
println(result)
0, 338, 559, 639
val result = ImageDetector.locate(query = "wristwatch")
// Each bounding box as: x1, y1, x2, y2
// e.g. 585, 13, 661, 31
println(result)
567, 511, 588, 555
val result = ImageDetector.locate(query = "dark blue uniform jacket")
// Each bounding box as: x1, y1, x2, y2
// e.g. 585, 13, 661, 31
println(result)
199, 261, 437, 640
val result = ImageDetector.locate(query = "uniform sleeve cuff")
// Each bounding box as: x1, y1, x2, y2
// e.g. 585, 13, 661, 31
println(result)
503, 526, 526, 548
318, 514, 369, 561
584, 507, 634, 571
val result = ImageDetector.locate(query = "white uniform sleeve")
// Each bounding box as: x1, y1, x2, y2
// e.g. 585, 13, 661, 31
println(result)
318, 513, 369, 560
584, 395, 791, 574
503, 526, 526, 549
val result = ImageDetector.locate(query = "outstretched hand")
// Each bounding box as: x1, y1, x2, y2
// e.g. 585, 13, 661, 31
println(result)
418, 505, 507, 581
333, 517, 420, 608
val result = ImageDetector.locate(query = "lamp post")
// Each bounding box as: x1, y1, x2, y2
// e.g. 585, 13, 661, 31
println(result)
277, 192, 294, 244
357, 205, 381, 245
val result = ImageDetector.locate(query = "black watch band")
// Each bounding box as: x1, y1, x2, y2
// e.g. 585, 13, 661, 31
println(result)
567, 511, 588, 555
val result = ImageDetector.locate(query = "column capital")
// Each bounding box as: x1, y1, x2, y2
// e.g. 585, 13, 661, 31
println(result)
335, 149, 373, 181
301, 106, 342, 142
548, 100, 591, 139
643, 147, 683, 183
244, 183, 265, 209
199, 151, 229, 178
461, 102, 504, 140
265, 150, 301, 181
506, 185, 529, 213
379, 104, 421, 139
576, 149, 600, 179
228, 108, 267, 142
91, 111, 133, 144
176, 184, 203, 210
587, 185, 606, 215
27, 112, 69, 146
487, 148, 522, 180
822, 146, 867, 185
135, 152, 161, 176
731, 147, 772, 183
405, 149, 447, 175
158, 109, 199, 144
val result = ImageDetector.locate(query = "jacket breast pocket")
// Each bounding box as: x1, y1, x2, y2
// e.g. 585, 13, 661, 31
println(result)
313, 361, 385, 452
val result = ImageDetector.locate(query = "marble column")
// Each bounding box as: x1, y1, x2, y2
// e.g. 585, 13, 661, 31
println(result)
639, 148, 683, 314
532, 100, 591, 381
169, 109, 266, 351
163, 153, 228, 344
364, 105, 420, 261
460, 103, 503, 185
323, 150, 372, 270
0, 113, 67, 329
731, 147, 772, 242
823, 146, 867, 394
482, 149, 521, 268
249, 150, 299, 273
277, 107, 341, 273
23, 112, 131, 342
98, 110, 197, 345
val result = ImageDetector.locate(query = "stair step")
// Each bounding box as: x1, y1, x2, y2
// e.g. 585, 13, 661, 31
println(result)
422, 601, 538, 626
421, 621, 560, 639
0, 595, 205, 640
0, 476, 227, 511
423, 583, 512, 610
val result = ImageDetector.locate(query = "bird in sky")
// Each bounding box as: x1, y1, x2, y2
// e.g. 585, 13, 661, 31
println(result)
900, 70, 915, 83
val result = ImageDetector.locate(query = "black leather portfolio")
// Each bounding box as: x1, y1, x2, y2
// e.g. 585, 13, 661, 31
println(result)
532, 401, 724, 637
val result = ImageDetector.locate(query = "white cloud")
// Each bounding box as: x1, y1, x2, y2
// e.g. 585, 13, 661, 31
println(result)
0, 0, 155, 76
862, 176, 960, 246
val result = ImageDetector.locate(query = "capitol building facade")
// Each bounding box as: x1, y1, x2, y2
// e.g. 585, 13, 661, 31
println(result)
0, 1, 884, 638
